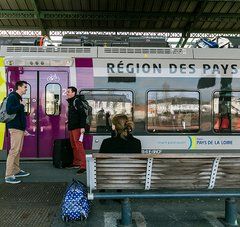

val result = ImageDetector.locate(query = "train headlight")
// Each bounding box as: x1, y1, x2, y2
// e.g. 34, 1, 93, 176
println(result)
66, 60, 72, 66
5, 60, 13, 66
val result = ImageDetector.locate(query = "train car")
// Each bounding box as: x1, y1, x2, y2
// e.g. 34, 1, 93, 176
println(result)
0, 45, 240, 159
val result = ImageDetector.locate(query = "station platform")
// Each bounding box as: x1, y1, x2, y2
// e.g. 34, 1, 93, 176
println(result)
0, 160, 239, 227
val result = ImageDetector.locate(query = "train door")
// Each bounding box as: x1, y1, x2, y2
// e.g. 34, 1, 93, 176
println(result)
38, 71, 68, 157
7, 69, 68, 158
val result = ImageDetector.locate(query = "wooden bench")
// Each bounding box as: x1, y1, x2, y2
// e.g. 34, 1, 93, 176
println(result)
86, 153, 240, 226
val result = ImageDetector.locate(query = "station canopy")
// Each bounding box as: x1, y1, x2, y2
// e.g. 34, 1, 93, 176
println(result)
0, 0, 240, 47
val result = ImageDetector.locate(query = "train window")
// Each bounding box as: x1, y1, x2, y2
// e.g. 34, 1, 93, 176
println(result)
147, 91, 200, 133
45, 83, 61, 116
80, 90, 133, 133
213, 91, 240, 133
22, 83, 31, 115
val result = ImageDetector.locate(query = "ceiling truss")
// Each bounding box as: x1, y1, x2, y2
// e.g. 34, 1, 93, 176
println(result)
0, 10, 239, 22
29, 0, 47, 35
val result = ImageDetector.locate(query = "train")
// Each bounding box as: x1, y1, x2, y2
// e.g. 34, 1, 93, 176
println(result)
0, 39, 240, 159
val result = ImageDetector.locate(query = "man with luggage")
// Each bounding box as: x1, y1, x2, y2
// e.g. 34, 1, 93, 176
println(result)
66, 87, 87, 174
5, 81, 30, 184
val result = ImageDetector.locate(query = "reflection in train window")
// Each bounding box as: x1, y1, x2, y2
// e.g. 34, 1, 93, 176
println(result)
22, 83, 31, 115
80, 90, 133, 133
213, 91, 240, 133
147, 91, 200, 133
45, 83, 61, 116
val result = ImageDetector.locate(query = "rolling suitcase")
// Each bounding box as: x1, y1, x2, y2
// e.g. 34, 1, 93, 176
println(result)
53, 139, 73, 168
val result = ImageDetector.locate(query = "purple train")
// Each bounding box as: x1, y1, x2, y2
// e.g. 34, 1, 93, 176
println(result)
1, 45, 240, 159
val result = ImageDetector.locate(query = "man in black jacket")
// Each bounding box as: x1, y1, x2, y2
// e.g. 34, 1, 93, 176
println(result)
5, 81, 30, 184
66, 87, 87, 174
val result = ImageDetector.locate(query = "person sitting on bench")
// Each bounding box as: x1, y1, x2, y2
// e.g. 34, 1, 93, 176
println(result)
100, 114, 141, 153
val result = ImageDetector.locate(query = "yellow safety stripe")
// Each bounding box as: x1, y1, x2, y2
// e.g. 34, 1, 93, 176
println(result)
0, 57, 6, 150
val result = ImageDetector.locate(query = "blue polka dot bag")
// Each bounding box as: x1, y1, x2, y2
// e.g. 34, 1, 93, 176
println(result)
61, 179, 90, 222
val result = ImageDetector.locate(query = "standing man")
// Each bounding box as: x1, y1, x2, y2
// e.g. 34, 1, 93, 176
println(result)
66, 87, 87, 174
5, 81, 30, 184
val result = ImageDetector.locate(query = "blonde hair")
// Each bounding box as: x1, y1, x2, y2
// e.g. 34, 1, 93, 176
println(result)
112, 114, 134, 139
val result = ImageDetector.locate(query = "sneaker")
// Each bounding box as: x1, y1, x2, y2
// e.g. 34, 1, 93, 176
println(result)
14, 170, 30, 178
76, 168, 86, 175
5, 176, 21, 184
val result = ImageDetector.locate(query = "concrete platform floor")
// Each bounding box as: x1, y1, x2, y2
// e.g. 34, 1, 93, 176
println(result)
0, 161, 239, 227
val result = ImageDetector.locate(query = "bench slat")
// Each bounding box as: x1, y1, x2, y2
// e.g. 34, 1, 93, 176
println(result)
153, 159, 214, 163
218, 158, 240, 162
151, 179, 210, 183
96, 168, 146, 172
97, 176, 146, 179
93, 153, 240, 159
151, 185, 208, 189
151, 175, 211, 180
96, 164, 147, 168
97, 172, 145, 176
97, 159, 147, 164
97, 184, 144, 189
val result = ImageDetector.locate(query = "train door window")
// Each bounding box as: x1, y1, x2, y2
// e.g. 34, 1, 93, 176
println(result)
147, 91, 200, 133
80, 90, 133, 133
213, 91, 240, 133
22, 83, 31, 115
45, 83, 61, 116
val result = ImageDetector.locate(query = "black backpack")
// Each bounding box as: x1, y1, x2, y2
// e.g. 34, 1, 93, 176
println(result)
73, 98, 92, 125
0, 97, 16, 123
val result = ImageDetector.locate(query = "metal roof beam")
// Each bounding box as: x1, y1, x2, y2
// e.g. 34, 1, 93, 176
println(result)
0, 11, 240, 21
180, 0, 208, 47
1, 27, 240, 35
0, 29, 41, 36
181, 36, 190, 48
30, 0, 47, 35
208, 0, 240, 1
176, 32, 190, 48
176, 37, 183, 48
39, 11, 240, 21
0, 11, 36, 19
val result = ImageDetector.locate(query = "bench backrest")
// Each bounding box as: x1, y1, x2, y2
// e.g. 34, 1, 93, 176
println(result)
86, 153, 240, 193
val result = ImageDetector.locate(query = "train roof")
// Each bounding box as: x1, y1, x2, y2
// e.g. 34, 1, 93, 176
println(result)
1, 46, 240, 61
0, 0, 240, 35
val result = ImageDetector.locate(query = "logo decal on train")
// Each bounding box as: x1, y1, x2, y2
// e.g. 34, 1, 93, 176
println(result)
106, 62, 239, 76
